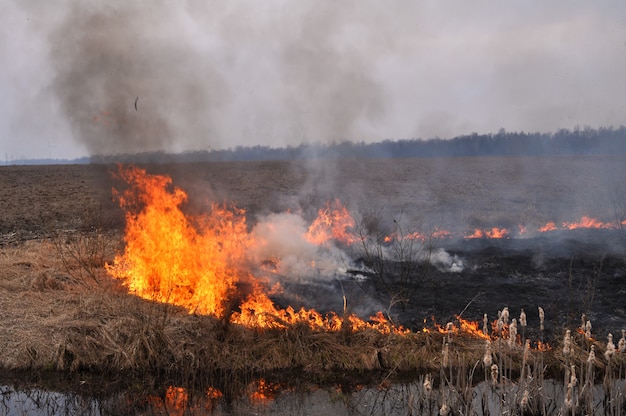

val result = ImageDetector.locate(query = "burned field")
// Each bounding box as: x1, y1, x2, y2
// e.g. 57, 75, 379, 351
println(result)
0, 156, 625, 413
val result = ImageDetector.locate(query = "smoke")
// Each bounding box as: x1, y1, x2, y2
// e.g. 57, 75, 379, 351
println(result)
250, 212, 350, 280
42, 0, 385, 156
429, 249, 464, 273
47, 2, 228, 156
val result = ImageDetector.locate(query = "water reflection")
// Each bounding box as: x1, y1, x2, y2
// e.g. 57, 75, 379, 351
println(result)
1, 378, 625, 415
0, 385, 100, 415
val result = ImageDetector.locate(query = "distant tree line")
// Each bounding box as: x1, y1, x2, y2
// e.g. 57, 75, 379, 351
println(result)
6, 125, 626, 165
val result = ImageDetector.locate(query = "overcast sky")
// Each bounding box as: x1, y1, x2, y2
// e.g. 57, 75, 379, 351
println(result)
1, 1, 625, 160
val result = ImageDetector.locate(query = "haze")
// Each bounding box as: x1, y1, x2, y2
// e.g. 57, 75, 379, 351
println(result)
1, 1, 625, 160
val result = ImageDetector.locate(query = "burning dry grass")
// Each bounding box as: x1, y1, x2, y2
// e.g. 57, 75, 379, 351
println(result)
1, 237, 624, 392
0, 237, 441, 378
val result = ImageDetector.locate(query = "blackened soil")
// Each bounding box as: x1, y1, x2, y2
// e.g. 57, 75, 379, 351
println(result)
274, 236, 626, 342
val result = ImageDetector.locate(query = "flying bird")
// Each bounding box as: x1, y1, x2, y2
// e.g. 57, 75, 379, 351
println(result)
134, 96, 139, 111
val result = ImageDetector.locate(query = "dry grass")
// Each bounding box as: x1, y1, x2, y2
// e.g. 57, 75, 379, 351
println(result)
0, 236, 624, 401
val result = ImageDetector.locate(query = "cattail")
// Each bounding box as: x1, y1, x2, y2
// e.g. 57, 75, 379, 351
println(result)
564, 385, 574, 410
501, 307, 509, 325
538, 306, 545, 332
605, 333, 615, 361
562, 329, 571, 356
508, 318, 517, 348
587, 345, 596, 365
565, 364, 577, 411
519, 308, 527, 328
439, 402, 450, 416
445, 322, 454, 342
569, 364, 577, 387
490, 363, 499, 385
483, 340, 492, 367
520, 389, 529, 410
584, 320, 592, 339
580, 313, 586, 333
442, 341, 449, 368
482, 313, 489, 336
423, 373, 432, 395
618, 329, 625, 353
496, 317, 504, 335
523, 339, 531, 363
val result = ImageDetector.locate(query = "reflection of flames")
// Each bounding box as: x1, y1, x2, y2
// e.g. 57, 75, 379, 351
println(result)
146, 385, 223, 415
249, 379, 280, 404
165, 387, 188, 414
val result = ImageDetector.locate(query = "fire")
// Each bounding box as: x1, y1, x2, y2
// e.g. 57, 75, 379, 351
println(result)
540, 216, 620, 232
431, 316, 491, 340
539, 222, 557, 232
106, 165, 254, 317
432, 229, 452, 239
457, 316, 491, 340
536, 341, 551, 351
106, 165, 406, 334
305, 199, 357, 245
562, 216, 614, 230
465, 227, 509, 239
105, 165, 622, 340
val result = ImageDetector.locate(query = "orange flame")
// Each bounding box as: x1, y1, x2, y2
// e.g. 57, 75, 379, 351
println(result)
541, 216, 620, 232
106, 165, 407, 334
539, 222, 557, 232
305, 199, 357, 245
457, 316, 491, 340
562, 216, 614, 230
465, 227, 509, 239
536, 341, 551, 351
106, 165, 254, 317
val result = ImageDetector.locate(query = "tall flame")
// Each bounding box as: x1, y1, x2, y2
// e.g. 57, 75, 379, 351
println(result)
106, 165, 404, 333
106, 165, 254, 317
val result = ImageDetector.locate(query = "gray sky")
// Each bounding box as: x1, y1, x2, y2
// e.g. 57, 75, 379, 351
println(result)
1, 1, 625, 160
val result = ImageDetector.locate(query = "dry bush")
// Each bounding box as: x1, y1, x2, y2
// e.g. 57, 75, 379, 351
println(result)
351, 209, 432, 312
53, 229, 119, 287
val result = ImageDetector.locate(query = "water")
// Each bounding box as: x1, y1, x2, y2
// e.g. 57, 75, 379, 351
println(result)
1, 378, 624, 415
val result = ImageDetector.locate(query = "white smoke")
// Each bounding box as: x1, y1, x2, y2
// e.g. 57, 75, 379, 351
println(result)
428, 248, 464, 273
250, 212, 350, 280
